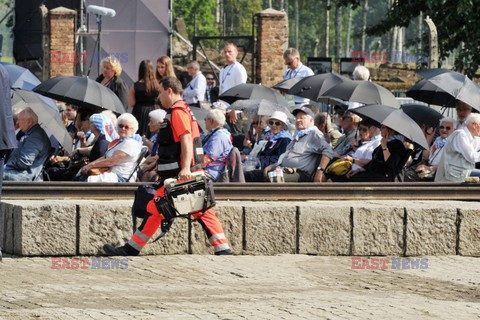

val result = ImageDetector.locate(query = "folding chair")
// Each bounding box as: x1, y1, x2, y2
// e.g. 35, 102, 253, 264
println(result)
126, 146, 149, 182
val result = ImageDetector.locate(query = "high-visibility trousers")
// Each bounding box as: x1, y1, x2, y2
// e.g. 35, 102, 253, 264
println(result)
127, 185, 230, 253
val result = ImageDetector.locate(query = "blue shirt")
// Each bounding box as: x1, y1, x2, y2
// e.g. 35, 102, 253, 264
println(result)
202, 128, 233, 181
283, 63, 314, 105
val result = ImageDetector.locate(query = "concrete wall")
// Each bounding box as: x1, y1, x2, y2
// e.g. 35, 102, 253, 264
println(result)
1, 200, 479, 257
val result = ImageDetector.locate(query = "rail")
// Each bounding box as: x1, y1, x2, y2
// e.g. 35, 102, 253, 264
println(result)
2, 182, 480, 201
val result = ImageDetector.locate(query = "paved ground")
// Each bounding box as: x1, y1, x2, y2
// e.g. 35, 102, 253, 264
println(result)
0, 255, 479, 319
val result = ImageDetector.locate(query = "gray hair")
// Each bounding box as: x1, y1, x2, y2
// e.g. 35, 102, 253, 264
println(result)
20, 107, 39, 124
101, 110, 117, 125
465, 113, 480, 126
283, 48, 300, 60
187, 60, 200, 70
353, 66, 370, 81
116, 113, 139, 133
440, 117, 455, 127
206, 109, 226, 126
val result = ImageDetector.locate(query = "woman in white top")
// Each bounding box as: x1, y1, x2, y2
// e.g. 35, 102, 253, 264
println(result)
82, 113, 143, 182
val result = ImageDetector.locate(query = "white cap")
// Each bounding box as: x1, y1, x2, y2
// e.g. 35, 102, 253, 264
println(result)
269, 110, 288, 125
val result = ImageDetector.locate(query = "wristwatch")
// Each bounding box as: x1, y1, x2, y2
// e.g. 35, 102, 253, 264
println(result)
316, 166, 324, 172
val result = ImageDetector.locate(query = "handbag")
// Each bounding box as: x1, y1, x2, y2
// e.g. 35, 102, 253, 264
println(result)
325, 159, 352, 176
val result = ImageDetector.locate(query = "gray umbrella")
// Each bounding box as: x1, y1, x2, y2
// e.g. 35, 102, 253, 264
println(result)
407, 69, 480, 110
322, 80, 400, 108
351, 104, 429, 149
231, 99, 295, 119
400, 104, 443, 129
12, 88, 73, 152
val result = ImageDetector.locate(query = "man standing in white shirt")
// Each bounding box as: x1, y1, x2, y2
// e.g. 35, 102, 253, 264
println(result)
435, 113, 480, 182
183, 61, 207, 108
283, 48, 314, 106
219, 43, 248, 94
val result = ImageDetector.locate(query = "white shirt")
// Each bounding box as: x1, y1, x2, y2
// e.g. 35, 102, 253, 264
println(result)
450, 127, 480, 164
283, 63, 314, 105
183, 71, 207, 105
351, 135, 381, 171
106, 138, 142, 179
219, 61, 247, 94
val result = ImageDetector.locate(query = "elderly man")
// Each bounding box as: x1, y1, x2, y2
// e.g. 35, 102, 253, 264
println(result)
264, 105, 333, 182
3, 107, 51, 181
219, 43, 247, 94
205, 72, 219, 104
183, 60, 206, 108
352, 65, 370, 81
283, 48, 314, 106
435, 114, 480, 182
333, 111, 361, 156
455, 101, 473, 129
202, 109, 233, 181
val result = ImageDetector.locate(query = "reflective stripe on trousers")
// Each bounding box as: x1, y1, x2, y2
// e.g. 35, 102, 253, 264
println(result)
128, 185, 230, 253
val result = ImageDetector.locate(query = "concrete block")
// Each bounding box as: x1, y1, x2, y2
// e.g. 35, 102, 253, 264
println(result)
299, 205, 350, 255
406, 206, 457, 256
139, 217, 188, 255
7, 201, 77, 256
78, 201, 132, 255
244, 203, 296, 255
353, 205, 404, 256
458, 208, 480, 256
0, 202, 15, 254
190, 204, 243, 255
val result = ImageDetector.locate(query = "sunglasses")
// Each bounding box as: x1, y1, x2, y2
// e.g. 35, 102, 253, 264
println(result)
118, 124, 131, 130
268, 120, 282, 126
440, 125, 452, 130
251, 121, 259, 125
206, 78, 214, 80
359, 127, 369, 132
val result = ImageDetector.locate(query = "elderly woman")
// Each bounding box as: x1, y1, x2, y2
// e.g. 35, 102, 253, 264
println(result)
82, 113, 143, 182
244, 111, 293, 182
348, 125, 407, 182
202, 109, 233, 181
96, 55, 128, 110
412, 117, 455, 180
139, 109, 167, 182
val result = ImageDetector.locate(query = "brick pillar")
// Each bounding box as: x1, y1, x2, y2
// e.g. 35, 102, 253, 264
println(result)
49, 7, 77, 77
255, 9, 288, 86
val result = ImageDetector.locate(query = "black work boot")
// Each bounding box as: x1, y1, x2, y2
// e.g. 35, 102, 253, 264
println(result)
103, 243, 140, 256
215, 248, 234, 256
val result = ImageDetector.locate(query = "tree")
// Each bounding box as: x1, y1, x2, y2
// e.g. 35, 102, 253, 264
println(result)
367, 0, 480, 77
173, 0, 218, 37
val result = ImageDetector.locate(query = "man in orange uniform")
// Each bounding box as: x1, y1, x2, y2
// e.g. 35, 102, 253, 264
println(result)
104, 77, 232, 256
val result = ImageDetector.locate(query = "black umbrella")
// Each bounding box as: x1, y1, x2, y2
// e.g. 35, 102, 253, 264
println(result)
12, 88, 73, 152
407, 69, 480, 110
219, 83, 289, 106
287, 73, 351, 101
351, 104, 429, 149
33, 76, 125, 113
400, 104, 443, 129
322, 80, 400, 108
406, 79, 453, 107
231, 99, 294, 119
272, 77, 303, 93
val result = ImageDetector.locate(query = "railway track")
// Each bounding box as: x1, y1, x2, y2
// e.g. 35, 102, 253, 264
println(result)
2, 181, 480, 201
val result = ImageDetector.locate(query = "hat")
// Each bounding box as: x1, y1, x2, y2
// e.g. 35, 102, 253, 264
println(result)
269, 111, 288, 125
292, 106, 315, 118
212, 101, 228, 112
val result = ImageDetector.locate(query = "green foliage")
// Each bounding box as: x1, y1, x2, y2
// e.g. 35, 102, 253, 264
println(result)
224, 0, 262, 35
173, 0, 218, 37
367, 0, 480, 77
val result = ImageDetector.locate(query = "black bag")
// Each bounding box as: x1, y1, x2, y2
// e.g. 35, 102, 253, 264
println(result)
132, 184, 157, 219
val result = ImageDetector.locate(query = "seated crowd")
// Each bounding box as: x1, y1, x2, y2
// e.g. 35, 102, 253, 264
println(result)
4, 75, 479, 184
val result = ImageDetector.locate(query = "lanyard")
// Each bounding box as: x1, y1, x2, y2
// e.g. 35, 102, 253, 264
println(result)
286, 65, 303, 79
221, 64, 235, 84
